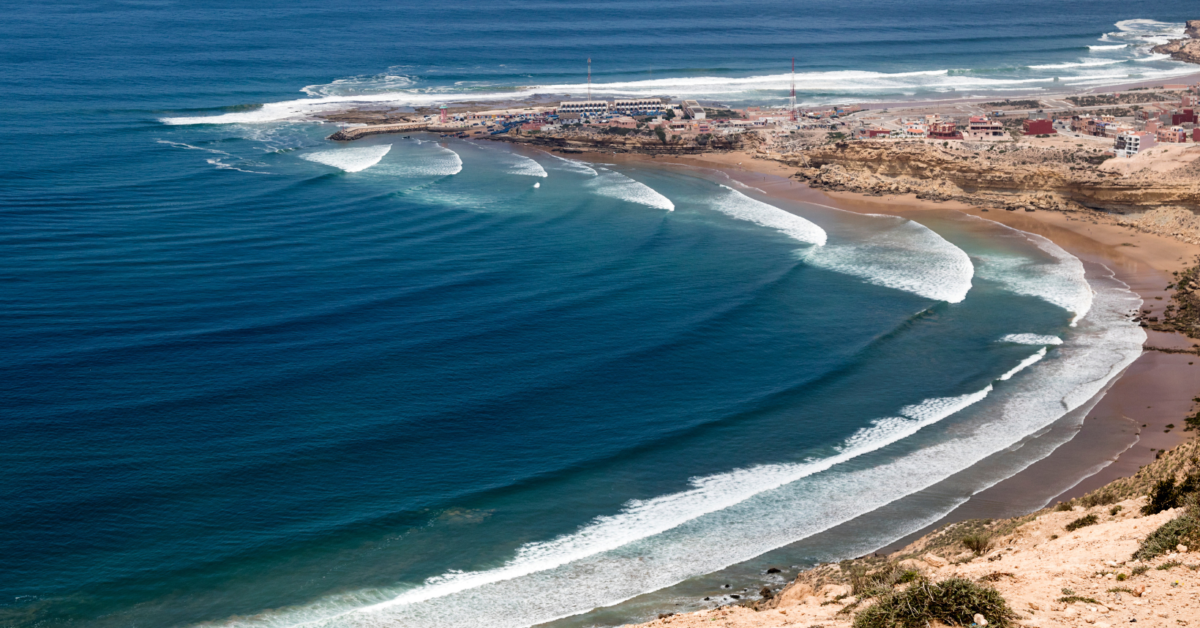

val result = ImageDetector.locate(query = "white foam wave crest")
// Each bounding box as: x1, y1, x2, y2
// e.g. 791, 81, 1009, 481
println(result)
999, 348, 1047, 381
707, 185, 826, 246
1029, 58, 1123, 70
157, 139, 231, 156
196, 257, 1142, 628
804, 216, 974, 303
547, 154, 599, 176
999, 333, 1063, 346
300, 144, 392, 173
161, 20, 1192, 127
206, 158, 270, 174
302, 73, 416, 97
973, 230, 1092, 324
500, 152, 549, 178
196, 385, 997, 628
587, 169, 674, 211
371, 145, 463, 178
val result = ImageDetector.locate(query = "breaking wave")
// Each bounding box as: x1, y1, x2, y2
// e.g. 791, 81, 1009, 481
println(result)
999, 348, 1047, 381
587, 169, 674, 211
707, 185, 826, 246
999, 333, 1063, 346
300, 144, 392, 173
160, 20, 1193, 127
973, 226, 1093, 324
370, 144, 463, 178
196, 258, 1142, 628
804, 216, 974, 303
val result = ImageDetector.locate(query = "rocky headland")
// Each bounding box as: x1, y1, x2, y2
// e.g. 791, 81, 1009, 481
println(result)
1152, 20, 1200, 65
773, 141, 1200, 244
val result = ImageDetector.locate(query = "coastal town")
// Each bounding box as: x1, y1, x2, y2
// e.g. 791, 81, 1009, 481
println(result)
327, 84, 1200, 160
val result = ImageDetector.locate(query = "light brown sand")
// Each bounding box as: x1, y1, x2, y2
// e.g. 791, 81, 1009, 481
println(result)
629, 497, 1199, 628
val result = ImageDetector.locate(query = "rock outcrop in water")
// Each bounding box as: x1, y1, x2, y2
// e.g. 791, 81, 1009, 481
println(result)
1151, 20, 1200, 64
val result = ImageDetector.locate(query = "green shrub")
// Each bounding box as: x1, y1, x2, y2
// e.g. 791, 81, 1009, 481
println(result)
962, 533, 994, 556
1132, 565, 1149, 576
1143, 473, 1200, 515
847, 563, 923, 598
1081, 492, 1116, 508
1107, 586, 1134, 594
1133, 515, 1200, 561
1058, 595, 1101, 605
852, 577, 1016, 628
1065, 514, 1099, 532
1110, 505, 1123, 516
1115, 573, 1127, 581
1157, 560, 1182, 570
1055, 501, 1075, 512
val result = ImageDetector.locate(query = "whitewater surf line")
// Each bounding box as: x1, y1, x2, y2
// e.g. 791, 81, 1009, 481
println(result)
197, 255, 1141, 628
158, 19, 1194, 127
965, 214, 1093, 324
710, 185, 826, 246
587, 169, 674, 211
803, 214, 974, 303
301, 144, 392, 172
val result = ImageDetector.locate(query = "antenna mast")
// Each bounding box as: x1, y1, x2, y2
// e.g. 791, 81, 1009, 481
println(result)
790, 57, 797, 120
588, 58, 592, 100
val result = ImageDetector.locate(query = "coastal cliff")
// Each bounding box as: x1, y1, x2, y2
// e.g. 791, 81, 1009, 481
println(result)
1151, 20, 1200, 64
780, 141, 1200, 219
630, 435, 1200, 628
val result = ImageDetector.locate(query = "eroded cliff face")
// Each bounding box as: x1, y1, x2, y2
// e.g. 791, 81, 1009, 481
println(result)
1151, 19, 1200, 64
783, 141, 1200, 214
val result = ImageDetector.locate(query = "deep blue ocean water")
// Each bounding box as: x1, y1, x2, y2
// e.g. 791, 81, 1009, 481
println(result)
0, 2, 1176, 626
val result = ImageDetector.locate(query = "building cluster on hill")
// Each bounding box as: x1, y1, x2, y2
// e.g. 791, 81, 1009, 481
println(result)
423, 97, 850, 140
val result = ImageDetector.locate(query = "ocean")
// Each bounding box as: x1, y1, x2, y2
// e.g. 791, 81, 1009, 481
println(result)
0, 1, 1180, 626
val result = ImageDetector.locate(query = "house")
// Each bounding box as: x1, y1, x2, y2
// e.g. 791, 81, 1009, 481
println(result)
682, 100, 706, 120
928, 121, 961, 140
1156, 127, 1187, 143
1113, 132, 1155, 158
1023, 118, 1055, 135
965, 116, 1005, 141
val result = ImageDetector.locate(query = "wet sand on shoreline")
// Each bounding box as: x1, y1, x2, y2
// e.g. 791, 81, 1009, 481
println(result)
533, 144, 1200, 551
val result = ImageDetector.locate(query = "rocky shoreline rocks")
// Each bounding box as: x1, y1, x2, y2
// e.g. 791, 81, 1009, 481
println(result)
1151, 20, 1200, 65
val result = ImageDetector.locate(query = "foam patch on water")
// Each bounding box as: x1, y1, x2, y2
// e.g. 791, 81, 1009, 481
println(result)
804, 216, 973, 303
370, 145, 463, 178
972, 228, 1092, 324
587, 169, 674, 211
707, 185, 826, 246
999, 334, 1063, 346
301, 144, 392, 172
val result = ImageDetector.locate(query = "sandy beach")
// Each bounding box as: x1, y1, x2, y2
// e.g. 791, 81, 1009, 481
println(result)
530, 144, 1200, 550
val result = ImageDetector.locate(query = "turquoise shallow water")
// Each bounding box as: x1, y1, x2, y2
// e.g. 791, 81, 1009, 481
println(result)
0, 2, 1164, 626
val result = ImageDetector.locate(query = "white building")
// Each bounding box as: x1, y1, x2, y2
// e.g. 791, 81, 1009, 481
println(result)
1113, 132, 1155, 158
613, 98, 664, 114
557, 101, 611, 114
682, 100, 706, 120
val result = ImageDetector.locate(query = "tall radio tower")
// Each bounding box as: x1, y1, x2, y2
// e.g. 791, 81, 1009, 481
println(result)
789, 57, 797, 121
587, 58, 592, 100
